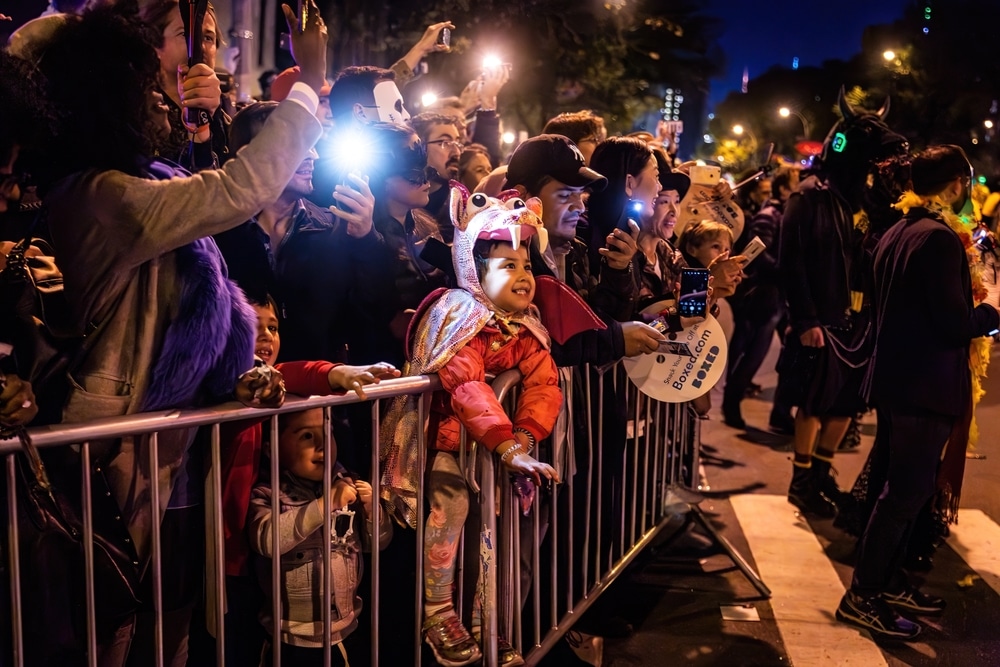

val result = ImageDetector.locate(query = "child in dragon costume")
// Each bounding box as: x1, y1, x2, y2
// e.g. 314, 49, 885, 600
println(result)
381, 183, 563, 667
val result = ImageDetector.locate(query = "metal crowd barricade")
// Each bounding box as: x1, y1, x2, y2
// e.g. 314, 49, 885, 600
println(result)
0, 360, 755, 667
478, 360, 768, 666
0, 375, 437, 667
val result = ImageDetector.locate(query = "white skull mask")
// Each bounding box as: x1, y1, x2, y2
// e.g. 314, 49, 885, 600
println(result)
371, 81, 410, 125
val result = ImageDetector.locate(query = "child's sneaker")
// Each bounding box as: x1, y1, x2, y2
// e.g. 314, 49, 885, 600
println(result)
423, 611, 482, 667
472, 627, 525, 667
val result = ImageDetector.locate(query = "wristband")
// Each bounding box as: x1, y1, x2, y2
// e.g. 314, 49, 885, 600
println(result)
512, 427, 536, 454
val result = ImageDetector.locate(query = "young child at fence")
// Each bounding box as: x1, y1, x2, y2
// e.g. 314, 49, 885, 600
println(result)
677, 219, 739, 298
380, 183, 563, 667
248, 404, 393, 667
216, 295, 398, 666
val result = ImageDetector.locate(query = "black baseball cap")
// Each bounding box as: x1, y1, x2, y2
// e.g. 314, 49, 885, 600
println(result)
504, 134, 608, 194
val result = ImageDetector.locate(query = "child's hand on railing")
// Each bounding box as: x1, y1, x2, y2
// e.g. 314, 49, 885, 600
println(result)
235, 365, 286, 408
328, 362, 401, 399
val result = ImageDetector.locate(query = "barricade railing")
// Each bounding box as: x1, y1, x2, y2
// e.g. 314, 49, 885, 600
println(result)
0, 362, 707, 667
477, 361, 705, 666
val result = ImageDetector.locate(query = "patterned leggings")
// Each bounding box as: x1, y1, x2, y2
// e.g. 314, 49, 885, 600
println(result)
424, 450, 470, 610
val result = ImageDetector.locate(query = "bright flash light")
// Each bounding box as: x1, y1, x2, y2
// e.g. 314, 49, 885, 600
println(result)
732, 124, 745, 136
986, 120, 995, 129
502, 131, 516, 145
330, 132, 373, 175
482, 54, 503, 71
421, 92, 439, 107
778, 107, 791, 118
882, 49, 896, 61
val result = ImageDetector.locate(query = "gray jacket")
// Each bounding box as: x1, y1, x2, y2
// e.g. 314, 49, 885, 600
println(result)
248, 466, 393, 648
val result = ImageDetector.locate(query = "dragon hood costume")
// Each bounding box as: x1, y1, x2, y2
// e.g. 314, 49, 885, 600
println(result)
380, 182, 553, 526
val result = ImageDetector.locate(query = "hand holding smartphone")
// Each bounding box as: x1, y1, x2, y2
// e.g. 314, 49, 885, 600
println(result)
678, 267, 710, 318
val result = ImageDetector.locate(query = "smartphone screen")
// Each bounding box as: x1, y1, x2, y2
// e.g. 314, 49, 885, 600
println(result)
678, 268, 709, 318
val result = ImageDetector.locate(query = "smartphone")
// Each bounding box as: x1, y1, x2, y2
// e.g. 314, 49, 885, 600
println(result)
678, 267, 709, 318
689, 165, 721, 187
658, 340, 695, 357
440, 27, 451, 48
741, 235, 767, 266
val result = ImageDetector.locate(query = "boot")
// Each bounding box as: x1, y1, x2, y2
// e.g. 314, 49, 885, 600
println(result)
788, 464, 837, 518
721, 393, 746, 429
811, 457, 854, 512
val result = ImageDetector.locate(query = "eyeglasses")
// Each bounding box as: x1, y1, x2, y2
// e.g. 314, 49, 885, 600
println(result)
426, 139, 464, 151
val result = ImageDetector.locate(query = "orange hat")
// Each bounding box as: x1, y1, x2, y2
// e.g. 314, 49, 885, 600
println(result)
269, 66, 332, 101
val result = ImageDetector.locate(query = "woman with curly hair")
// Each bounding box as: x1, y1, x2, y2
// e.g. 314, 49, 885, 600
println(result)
31, 2, 328, 664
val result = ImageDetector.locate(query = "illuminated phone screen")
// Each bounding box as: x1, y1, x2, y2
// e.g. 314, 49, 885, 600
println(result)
678, 268, 709, 318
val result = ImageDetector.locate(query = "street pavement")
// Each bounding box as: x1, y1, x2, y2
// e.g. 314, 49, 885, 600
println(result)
569, 335, 1000, 667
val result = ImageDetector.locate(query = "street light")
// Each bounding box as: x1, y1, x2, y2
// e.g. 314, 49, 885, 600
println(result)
883, 49, 896, 62
778, 106, 811, 139
731, 124, 758, 163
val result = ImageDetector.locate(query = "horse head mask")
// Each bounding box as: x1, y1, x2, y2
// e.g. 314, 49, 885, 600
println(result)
819, 86, 908, 185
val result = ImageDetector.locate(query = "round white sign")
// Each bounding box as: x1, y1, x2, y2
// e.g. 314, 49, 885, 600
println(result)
624, 315, 728, 403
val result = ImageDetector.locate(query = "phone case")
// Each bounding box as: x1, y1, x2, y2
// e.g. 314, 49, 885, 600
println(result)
741, 236, 767, 265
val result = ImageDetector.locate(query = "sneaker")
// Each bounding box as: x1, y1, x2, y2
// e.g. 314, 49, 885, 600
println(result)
836, 591, 921, 640
787, 486, 838, 518
883, 585, 946, 616
423, 612, 482, 667
472, 628, 525, 667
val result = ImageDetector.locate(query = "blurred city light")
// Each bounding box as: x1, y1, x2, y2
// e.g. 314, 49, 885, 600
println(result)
883, 50, 896, 62
421, 92, 438, 107
732, 124, 745, 135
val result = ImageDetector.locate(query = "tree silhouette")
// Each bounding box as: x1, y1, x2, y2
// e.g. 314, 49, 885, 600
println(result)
319, 0, 724, 136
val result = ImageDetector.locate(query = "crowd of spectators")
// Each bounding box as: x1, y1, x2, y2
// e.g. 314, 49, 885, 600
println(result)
3, 0, 999, 663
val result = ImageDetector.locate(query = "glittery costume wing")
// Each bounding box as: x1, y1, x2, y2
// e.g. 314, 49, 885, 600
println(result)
379, 289, 491, 527
379, 183, 556, 526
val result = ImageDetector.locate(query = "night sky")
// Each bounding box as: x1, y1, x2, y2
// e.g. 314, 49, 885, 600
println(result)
705, 0, 913, 110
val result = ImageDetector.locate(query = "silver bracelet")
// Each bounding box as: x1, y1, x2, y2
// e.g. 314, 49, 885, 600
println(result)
500, 443, 524, 464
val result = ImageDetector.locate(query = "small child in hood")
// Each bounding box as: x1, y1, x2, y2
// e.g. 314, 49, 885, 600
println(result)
381, 184, 563, 667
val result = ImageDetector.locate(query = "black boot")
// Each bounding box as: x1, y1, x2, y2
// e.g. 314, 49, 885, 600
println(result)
788, 464, 837, 518
811, 457, 854, 512
722, 394, 746, 429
